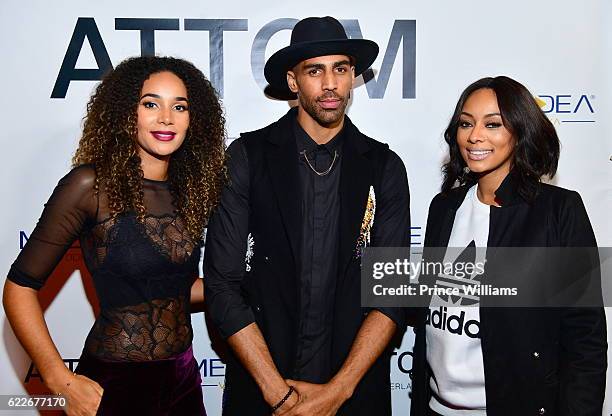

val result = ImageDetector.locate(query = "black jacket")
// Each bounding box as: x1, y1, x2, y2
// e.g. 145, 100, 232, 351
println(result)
410, 173, 607, 416
204, 108, 410, 415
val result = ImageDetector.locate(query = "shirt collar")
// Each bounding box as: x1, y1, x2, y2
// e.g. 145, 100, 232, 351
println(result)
293, 113, 345, 155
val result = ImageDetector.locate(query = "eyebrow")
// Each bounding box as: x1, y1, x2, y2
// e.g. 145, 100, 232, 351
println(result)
140, 93, 188, 102
332, 60, 352, 68
302, 60, 352, 71
302, 63, 325, 71
461, 111, 501, 118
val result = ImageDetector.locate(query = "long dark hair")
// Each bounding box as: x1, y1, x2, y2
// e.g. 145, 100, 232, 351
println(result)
73, 56, 226, 241
441, 76, 560, 201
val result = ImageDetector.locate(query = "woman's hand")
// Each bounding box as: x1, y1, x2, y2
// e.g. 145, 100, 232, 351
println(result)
49, 371, 103, 416
3, 281, 102, 415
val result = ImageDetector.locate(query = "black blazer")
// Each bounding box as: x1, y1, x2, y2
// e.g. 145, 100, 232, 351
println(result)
205, 108, 410, 415
410, 173, 607, 416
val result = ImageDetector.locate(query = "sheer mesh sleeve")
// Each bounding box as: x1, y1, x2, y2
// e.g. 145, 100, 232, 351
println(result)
7, 165, 98, 289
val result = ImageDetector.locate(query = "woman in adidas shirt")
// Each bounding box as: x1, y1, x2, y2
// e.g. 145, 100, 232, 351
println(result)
410, 76, 606, 416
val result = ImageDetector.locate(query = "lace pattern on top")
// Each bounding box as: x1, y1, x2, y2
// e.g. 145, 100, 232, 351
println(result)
79, 211, 199, 361
84, 213, 196, 269
141, 214, 196, 264
84, 297, 193, 361
8, 166, 201, 362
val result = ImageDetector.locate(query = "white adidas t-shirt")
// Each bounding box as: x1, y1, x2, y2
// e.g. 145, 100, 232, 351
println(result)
426, 184, 490, 415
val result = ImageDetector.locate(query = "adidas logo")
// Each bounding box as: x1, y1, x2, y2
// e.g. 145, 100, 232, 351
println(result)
426, 306, 480, 338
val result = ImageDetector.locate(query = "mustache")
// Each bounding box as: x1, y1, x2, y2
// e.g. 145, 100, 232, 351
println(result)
317, 92, 345, 101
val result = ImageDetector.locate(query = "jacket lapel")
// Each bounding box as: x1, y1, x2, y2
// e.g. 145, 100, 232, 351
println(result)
435, 187, 470, 247
264, 110, 375, 278
265, 109, 302, 264
338, 118, 373, 276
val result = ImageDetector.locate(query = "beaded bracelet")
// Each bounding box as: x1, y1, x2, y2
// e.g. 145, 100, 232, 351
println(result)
270, 386, 295, 413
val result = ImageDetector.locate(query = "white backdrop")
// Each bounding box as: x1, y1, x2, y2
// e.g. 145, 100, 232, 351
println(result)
1, 0, 610, 414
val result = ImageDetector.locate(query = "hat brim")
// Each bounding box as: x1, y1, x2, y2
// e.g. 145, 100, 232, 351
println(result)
264, 39, 379, 100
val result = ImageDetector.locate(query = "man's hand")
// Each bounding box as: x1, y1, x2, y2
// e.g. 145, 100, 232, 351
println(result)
282, 379, 351, 416
280, 311, 397, 415
272, 388, 299, 415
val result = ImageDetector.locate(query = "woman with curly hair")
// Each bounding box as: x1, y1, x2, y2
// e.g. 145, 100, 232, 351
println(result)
3, 56, 226, 415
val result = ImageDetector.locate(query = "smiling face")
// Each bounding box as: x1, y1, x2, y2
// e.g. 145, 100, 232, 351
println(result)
287, 54, 354, 128
457, 88, 515, 182
135, 71, 189, 162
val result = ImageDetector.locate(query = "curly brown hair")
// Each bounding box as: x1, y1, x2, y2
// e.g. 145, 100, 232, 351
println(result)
73, 56, 226, 241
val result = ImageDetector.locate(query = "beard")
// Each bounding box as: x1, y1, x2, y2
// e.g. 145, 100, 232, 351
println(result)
298, 90, 350, 127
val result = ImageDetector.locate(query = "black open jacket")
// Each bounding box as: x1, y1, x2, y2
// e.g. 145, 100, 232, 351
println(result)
204, 109, 410, 415
410, 172, 607, 416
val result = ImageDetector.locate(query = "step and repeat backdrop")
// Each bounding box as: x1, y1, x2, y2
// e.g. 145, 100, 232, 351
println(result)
1, 0, 610, 414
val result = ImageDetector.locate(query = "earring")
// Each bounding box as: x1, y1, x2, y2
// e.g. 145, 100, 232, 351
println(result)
460, 166, 470, 182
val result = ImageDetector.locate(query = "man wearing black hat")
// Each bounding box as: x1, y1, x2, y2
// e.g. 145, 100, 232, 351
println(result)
204, 16, 410, 415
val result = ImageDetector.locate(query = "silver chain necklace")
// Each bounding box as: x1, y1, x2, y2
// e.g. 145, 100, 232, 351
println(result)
300, 149, 338, 176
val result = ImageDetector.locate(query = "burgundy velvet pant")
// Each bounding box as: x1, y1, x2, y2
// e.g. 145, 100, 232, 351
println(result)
75, 345, 206, 415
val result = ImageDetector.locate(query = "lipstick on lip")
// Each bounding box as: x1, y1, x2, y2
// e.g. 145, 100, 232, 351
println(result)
150, 131, 176, 142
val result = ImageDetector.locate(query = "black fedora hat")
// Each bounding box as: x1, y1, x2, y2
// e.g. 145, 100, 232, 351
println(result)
264, 16, 379, 99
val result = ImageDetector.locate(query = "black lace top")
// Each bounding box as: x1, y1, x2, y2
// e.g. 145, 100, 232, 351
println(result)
8, 165, 201, 361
